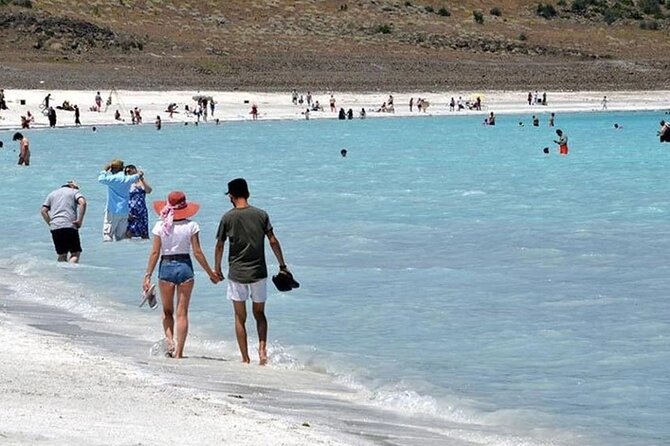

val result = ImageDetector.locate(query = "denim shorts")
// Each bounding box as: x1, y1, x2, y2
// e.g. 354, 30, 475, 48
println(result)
158, 256, 194, 285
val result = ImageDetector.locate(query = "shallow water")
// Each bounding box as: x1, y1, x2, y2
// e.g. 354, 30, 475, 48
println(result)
1, 111, 669, 445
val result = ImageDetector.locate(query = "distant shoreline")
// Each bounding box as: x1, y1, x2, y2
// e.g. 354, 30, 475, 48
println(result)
1, 89, 669, 131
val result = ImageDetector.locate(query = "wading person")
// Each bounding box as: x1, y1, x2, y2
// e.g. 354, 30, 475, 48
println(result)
41, 181, 87, 263
143, 191, 220, 358
214, 178, 293, 365
98, 159, 142, 241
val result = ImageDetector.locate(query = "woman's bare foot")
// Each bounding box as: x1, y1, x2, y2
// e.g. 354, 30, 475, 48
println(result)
259, 348, 267, 366
166, 338, 176, 358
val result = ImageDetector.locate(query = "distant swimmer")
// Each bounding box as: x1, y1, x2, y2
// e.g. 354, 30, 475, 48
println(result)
659, 120, 670, 143
487, 112, 496, 126
614, 123, 623, 129
554, 129, 569, 155
532, 115, 539, 127
543, 147, 550, 154
518, 121, 524, 127
13, 132, 30, 166
340, 149, 347, 157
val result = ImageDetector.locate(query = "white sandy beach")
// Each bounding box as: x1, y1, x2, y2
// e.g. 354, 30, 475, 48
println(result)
0, 308, 364, 446
0, 89, 669, 131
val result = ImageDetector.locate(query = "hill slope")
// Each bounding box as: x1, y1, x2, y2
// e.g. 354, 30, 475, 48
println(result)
0, 0, 669, 90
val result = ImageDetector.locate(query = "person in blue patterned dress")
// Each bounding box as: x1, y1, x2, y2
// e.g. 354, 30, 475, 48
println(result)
125, 165, 153, 239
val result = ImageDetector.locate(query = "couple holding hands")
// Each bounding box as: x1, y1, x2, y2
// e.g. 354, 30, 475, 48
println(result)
142, 178, 297, 363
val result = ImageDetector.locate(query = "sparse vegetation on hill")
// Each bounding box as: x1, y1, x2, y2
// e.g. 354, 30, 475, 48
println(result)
535, 0, 670, 25
0, 0, 668, 90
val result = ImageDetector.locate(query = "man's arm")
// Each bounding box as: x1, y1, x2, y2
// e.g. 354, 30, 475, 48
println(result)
122, 172, 142, 184
74, 197, 87, 228
266, 229, 288, 272
214, 239, 225, 280
40, 206, 51, 226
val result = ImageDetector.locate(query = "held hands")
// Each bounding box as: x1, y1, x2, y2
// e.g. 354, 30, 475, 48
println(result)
208, 271, 222, 284
214, 268, 225, 283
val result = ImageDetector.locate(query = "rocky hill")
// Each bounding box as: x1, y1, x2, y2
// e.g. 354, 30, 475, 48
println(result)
0, 0, 669, 90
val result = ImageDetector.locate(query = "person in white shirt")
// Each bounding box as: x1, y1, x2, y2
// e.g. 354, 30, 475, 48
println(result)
142, 191, 219, 358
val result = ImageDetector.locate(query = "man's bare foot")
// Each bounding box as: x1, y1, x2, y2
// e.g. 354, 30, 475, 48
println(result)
259, 356, 267, 366
259, 348, 267, 366
241, 356, 251, 364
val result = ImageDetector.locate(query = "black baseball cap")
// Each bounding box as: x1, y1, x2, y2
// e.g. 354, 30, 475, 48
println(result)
226, 178, 249, 198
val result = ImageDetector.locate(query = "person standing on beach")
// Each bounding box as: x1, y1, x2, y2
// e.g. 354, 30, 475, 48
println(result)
330, 95, 336, 112
95, 91, 103, 111
554, 129, 569, 155
0, 89, 7, 110
143, 191, 220, 359
601, 96, 608, 110
41, 181, 86, 263
409, 97, 413, 112
98, 159, 143, 241
250, 104, 258, 120
74, 105, 81, 126
13, 132, 30, 166
214, 178, 293, 365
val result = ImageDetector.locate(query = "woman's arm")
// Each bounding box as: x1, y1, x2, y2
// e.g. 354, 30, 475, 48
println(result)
191, 233, 219, 283
143, 236, 162, 291
140, 177, 153, 194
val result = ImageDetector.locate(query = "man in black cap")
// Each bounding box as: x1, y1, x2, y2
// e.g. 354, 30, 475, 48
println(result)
214, 178, 293, 365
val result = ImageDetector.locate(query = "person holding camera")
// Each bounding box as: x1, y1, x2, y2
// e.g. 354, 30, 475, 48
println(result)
98, 159, 143, 241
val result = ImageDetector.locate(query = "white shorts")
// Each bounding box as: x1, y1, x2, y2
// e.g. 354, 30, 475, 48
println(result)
227, 279, 267, 303
103, 211, 128, 242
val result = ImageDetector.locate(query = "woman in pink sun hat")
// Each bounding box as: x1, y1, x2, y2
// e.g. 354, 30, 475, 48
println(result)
142, 191, 220, 358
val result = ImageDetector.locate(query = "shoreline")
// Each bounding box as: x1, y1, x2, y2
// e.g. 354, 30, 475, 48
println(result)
0, 283, 368, 446
1, 89, 669, 132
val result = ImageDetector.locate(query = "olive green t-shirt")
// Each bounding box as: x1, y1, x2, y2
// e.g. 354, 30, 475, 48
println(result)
216, 206, 272, 283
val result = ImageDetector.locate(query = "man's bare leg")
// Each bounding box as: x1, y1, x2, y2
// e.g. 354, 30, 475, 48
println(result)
252, 302, 267, 365
233, 301, 250, 363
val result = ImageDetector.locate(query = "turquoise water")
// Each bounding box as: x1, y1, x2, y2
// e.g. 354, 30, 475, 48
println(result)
1, 111, 669, 445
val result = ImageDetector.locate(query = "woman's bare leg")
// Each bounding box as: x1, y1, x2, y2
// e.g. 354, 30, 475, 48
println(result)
174, 280, 194, 359
159, 280, 176, 356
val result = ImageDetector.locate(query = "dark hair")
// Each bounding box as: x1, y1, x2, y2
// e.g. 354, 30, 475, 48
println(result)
12, 132, 23, 141
125, 164, 137, 174
227, 178, 250, 199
